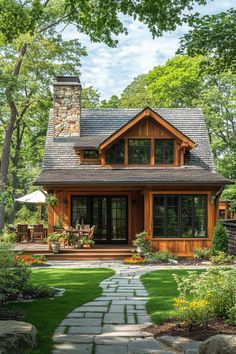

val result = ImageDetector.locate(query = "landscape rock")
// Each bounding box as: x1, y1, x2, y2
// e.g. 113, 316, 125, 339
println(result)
198, 334, 236, 354
0, 320, 37, 354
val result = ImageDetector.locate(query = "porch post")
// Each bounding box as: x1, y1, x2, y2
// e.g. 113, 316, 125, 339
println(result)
143, 189, 151, 236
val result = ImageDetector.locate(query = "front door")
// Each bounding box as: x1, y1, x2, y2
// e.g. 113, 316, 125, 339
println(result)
71, 196, 128, 244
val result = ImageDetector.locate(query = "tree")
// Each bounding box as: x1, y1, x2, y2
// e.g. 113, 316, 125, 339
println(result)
81, 86, 101, 108
101, 95, 120, 108
212, 221, 228, 254
0, 0, 211, 231
178, 9, 236, 72
109, 56, 236, 182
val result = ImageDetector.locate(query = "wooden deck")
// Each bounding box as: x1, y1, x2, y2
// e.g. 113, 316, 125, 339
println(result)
14, 243, 134, 260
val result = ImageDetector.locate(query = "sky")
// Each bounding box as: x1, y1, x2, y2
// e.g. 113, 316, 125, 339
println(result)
63, 0, 234, 99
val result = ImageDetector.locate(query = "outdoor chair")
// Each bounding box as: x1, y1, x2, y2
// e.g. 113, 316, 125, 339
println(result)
17, 224, 29, 242
88, 225, 96, 240
32, 224, 45, 242
82, 224, 90, 231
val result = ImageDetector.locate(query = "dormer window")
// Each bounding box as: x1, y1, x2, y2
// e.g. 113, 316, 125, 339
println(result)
106, 139, 124, 164
84, 149, 99, 159
155, 139, 174, 164
128, 139, 150, 165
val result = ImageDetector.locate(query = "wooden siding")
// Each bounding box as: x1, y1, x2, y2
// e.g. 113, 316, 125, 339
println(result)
46, 184, 220, 257
101, 117, 183, 167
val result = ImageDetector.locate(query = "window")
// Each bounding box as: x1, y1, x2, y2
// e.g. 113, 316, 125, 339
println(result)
106, 139, 124, 164
153, 195, 207, 238
128, 139, 150, 164
155, 140, 174, 164
84, 149, 99, 159
219, 210, 226, 219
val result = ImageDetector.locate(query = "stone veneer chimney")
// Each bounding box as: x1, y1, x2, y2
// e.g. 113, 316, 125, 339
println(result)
53, 76, 82, 138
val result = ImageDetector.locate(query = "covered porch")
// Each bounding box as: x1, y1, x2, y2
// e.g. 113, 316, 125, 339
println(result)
47, 184, 219, 256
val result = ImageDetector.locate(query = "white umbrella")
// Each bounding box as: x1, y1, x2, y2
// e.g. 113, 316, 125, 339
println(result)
15, 190, 47, 204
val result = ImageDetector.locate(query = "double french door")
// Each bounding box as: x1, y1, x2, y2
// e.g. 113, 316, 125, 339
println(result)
71, 196, 128, 244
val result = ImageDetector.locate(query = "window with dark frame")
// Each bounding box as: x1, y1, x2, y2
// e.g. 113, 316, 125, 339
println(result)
83, 149, 99, 159
128, 139, 150, 165
153, 195, 207, 238
155, 139, 174, 164
106, 139, 124, 164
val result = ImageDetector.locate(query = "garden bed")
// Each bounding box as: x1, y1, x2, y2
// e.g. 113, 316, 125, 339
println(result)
145, 320, 236, 341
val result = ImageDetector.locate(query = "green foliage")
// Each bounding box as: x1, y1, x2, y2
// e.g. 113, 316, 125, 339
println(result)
46, 194, 58, 207
221, 185, 236, 212
210, 251, 234, 265
133, 231, 152, 253
174, 267, 236, 319
54, 216, 63, 229
153, 250, 173, 263
178, 9, 236, 71
212, 221, 228, 254
193, 248, 212, 260
0, 226, 17, 243
0, 243, 31, 302
0, 306, 24, 321
80, 237, 95, 245
22, 283, 56, 299
226, 306, 236, 326
47, 232, 64, 243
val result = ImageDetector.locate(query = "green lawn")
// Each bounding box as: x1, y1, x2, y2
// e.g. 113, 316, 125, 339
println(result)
141, 269, 203, 324
10, 268, 114, 354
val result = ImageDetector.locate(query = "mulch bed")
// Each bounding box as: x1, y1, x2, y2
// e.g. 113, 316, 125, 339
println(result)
145, 320, 236, 341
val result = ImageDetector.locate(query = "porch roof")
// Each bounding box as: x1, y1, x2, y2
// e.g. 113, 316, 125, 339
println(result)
35, 167, 232, 186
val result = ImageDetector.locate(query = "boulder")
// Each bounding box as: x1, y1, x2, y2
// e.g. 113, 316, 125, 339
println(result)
0, 320, 37, 354
198, 334, 236, 354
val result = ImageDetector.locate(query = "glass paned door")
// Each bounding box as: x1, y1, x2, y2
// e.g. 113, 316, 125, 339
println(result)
111, 197, 127, 241
71, 195, 128, 244
93, 197, 107, 241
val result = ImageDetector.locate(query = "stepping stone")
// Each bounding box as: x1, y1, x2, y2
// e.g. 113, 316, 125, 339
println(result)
53, 343, 93, 353
69, 326, 102, 334
62, 318, 102, 326
103, 313, 125, 324
96, 344, 127, 354
53, 334, 94, 343
77, 307, 108, 312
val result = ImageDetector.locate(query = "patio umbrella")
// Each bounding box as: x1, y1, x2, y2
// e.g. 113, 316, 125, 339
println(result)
15, 190, 47, 204
15, 190, 47, 220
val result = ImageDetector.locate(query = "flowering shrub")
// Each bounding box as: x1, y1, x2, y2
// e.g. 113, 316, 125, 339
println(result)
173, 267, 236, 324
14, 255, 46, 266
133, 231, 152, 254
123, 254, 146, 264
210, 251, 235, 265
175, 298, 212, 326
193, 248, 212, 260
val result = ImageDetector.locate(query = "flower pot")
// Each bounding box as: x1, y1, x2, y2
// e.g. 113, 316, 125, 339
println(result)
83, 243, 92, 248
51, 241, 60, 254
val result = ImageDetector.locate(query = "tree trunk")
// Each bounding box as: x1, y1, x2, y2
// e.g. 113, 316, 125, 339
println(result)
9, 122, 25, 224
0, 43, 27, 232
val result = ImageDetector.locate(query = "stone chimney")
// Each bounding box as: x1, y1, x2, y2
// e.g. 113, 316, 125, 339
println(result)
53, 76, 82, 138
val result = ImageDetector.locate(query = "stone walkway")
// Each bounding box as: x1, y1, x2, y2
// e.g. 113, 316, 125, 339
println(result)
52, 261, 203, 354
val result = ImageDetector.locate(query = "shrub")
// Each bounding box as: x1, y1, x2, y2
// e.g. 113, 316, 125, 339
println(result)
212, 221, 228, 254
154, 250, 173, 263
226, 306, 236, 326
193, 248, 212, 260
210, 251, 235, 265
22, 283, 56, 298
175, 298, 212, 326
0, 306, 24, 320
133, 231, 152, 254
0, 243, 31, 302
174, 267, 236, 320
0, 227, 17, 243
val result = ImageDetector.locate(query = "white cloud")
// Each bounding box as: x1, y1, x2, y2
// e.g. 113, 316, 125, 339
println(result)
62, 0, 235, 99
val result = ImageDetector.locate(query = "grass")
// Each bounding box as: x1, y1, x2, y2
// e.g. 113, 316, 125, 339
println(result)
141, 269, 203, 324
9, 268, 114, 354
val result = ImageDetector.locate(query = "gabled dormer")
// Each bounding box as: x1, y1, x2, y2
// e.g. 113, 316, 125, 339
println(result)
99, 108, 195, 167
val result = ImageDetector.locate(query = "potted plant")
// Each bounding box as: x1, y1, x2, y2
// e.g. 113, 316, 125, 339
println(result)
53, 216, 64, 232
47, 232, 64, 254
80, 237, 95, 248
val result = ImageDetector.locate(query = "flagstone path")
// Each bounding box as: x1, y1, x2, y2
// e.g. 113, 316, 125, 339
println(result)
52, 262, 203, 354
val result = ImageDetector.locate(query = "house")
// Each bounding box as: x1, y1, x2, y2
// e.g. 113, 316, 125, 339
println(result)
35, 76, 232, 256
218, 200, 235, 220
